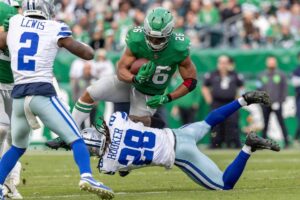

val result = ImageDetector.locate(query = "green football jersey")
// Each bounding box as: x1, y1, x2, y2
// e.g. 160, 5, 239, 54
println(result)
0, 2, 17, 84
126, 26, 190, 95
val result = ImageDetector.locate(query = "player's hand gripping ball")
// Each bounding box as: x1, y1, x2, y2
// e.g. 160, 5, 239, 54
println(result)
133, 60, 156, 84
130, 58, 148, 74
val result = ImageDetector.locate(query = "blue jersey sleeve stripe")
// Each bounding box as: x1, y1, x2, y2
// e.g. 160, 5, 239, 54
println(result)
57, 32, 72, 37
60, 26, 70, 31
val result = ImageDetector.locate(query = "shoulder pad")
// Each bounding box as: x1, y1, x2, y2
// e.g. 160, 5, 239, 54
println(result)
108, 112, 128, 127
57, 22, 72, 37
171, 33, 191, 53
125, 26, 144, 45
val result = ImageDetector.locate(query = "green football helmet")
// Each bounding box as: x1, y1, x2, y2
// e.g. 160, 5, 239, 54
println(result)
143, 7, 174, 51
3, 0, 22, 7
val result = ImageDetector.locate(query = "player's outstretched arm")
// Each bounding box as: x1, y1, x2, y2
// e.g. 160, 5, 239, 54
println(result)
0, 32, 7, 49
169, 56, 197, 101
57, 37, 94, 60
117, 47, 136, 83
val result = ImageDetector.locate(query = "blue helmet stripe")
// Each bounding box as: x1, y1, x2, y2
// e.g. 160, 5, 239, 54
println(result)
32, 0, 35, 10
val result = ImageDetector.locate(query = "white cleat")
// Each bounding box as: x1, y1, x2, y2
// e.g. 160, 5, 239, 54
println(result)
9, 162, 22, 186
3, 179, 23, 199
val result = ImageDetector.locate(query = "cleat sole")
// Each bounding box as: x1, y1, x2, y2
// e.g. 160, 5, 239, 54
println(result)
79, 182, 114, 200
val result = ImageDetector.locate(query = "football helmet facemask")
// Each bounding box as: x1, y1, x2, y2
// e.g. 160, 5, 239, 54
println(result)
81, 118, 111, 158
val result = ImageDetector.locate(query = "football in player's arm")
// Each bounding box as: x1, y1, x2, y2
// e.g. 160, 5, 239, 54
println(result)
67, 7, 197, 133
117, 46, 197, 108
0, 1, 113, 199
117, 7, 197, 109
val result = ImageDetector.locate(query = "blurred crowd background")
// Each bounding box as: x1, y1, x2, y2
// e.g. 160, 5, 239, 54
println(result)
44, 0, 300, 149
54, 0, 300, 50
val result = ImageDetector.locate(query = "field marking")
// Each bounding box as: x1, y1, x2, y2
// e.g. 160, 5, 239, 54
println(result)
23, 186, 300, 199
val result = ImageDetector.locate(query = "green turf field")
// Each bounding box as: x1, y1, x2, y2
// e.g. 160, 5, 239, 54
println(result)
17, 149, 300, 200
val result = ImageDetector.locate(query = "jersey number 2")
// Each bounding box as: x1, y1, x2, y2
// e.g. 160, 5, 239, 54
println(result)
118, 129, 156, 166
18, 32, 39, 71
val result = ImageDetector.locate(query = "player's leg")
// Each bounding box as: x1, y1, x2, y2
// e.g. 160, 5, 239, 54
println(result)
175, 130, 280, 190
174, 138, 224, 189
261, 106, 271, 139
30, 96, 114, 199
173, 91, 276, 190
129, 87, 156, 116
0, 91, 10, 154
273, 106, 289, 147
0, 90, 23, 199
72, 75, 130, 128
0, 98, 29, 195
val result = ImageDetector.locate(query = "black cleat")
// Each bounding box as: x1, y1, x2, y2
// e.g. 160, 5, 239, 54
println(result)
245, 132, 280, 152
242, 91, 271, 106
45, 137, 71, 151
119, 171, 130, 177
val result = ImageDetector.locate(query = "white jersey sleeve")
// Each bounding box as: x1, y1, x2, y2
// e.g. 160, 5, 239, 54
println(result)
6, 15, 72, 85
99, 112, 176, 174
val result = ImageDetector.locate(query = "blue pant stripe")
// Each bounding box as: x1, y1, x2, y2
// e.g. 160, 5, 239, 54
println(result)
50, 97, 81, 138
176, 162, 214, 190
175, 159, 224, 190
54, 96, 81, 131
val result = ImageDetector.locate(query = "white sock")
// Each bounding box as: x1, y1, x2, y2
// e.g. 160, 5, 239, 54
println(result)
238, 97, 247, 107
81, 173, 92, 178
242, 145, 252, 155
72, 100, 94, 128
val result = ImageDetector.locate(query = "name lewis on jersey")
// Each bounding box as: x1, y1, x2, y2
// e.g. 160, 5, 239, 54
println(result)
107, 128, 123, 160
21, 18, 45, 30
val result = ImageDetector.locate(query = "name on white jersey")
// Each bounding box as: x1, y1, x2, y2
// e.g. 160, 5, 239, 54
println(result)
106, 128, 124, 160
20, 18, 45, 30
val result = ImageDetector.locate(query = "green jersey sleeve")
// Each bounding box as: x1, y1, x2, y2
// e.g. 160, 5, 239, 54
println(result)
0, 2, 17, 26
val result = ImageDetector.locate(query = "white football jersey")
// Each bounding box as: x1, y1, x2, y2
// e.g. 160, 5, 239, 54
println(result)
7, 14, 72, 85
99, 112, 176, 173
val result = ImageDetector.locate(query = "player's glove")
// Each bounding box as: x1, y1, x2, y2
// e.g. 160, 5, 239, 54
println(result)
146, 94, 171, 108
4, 14, 14, 32
133, 61, 156, 84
